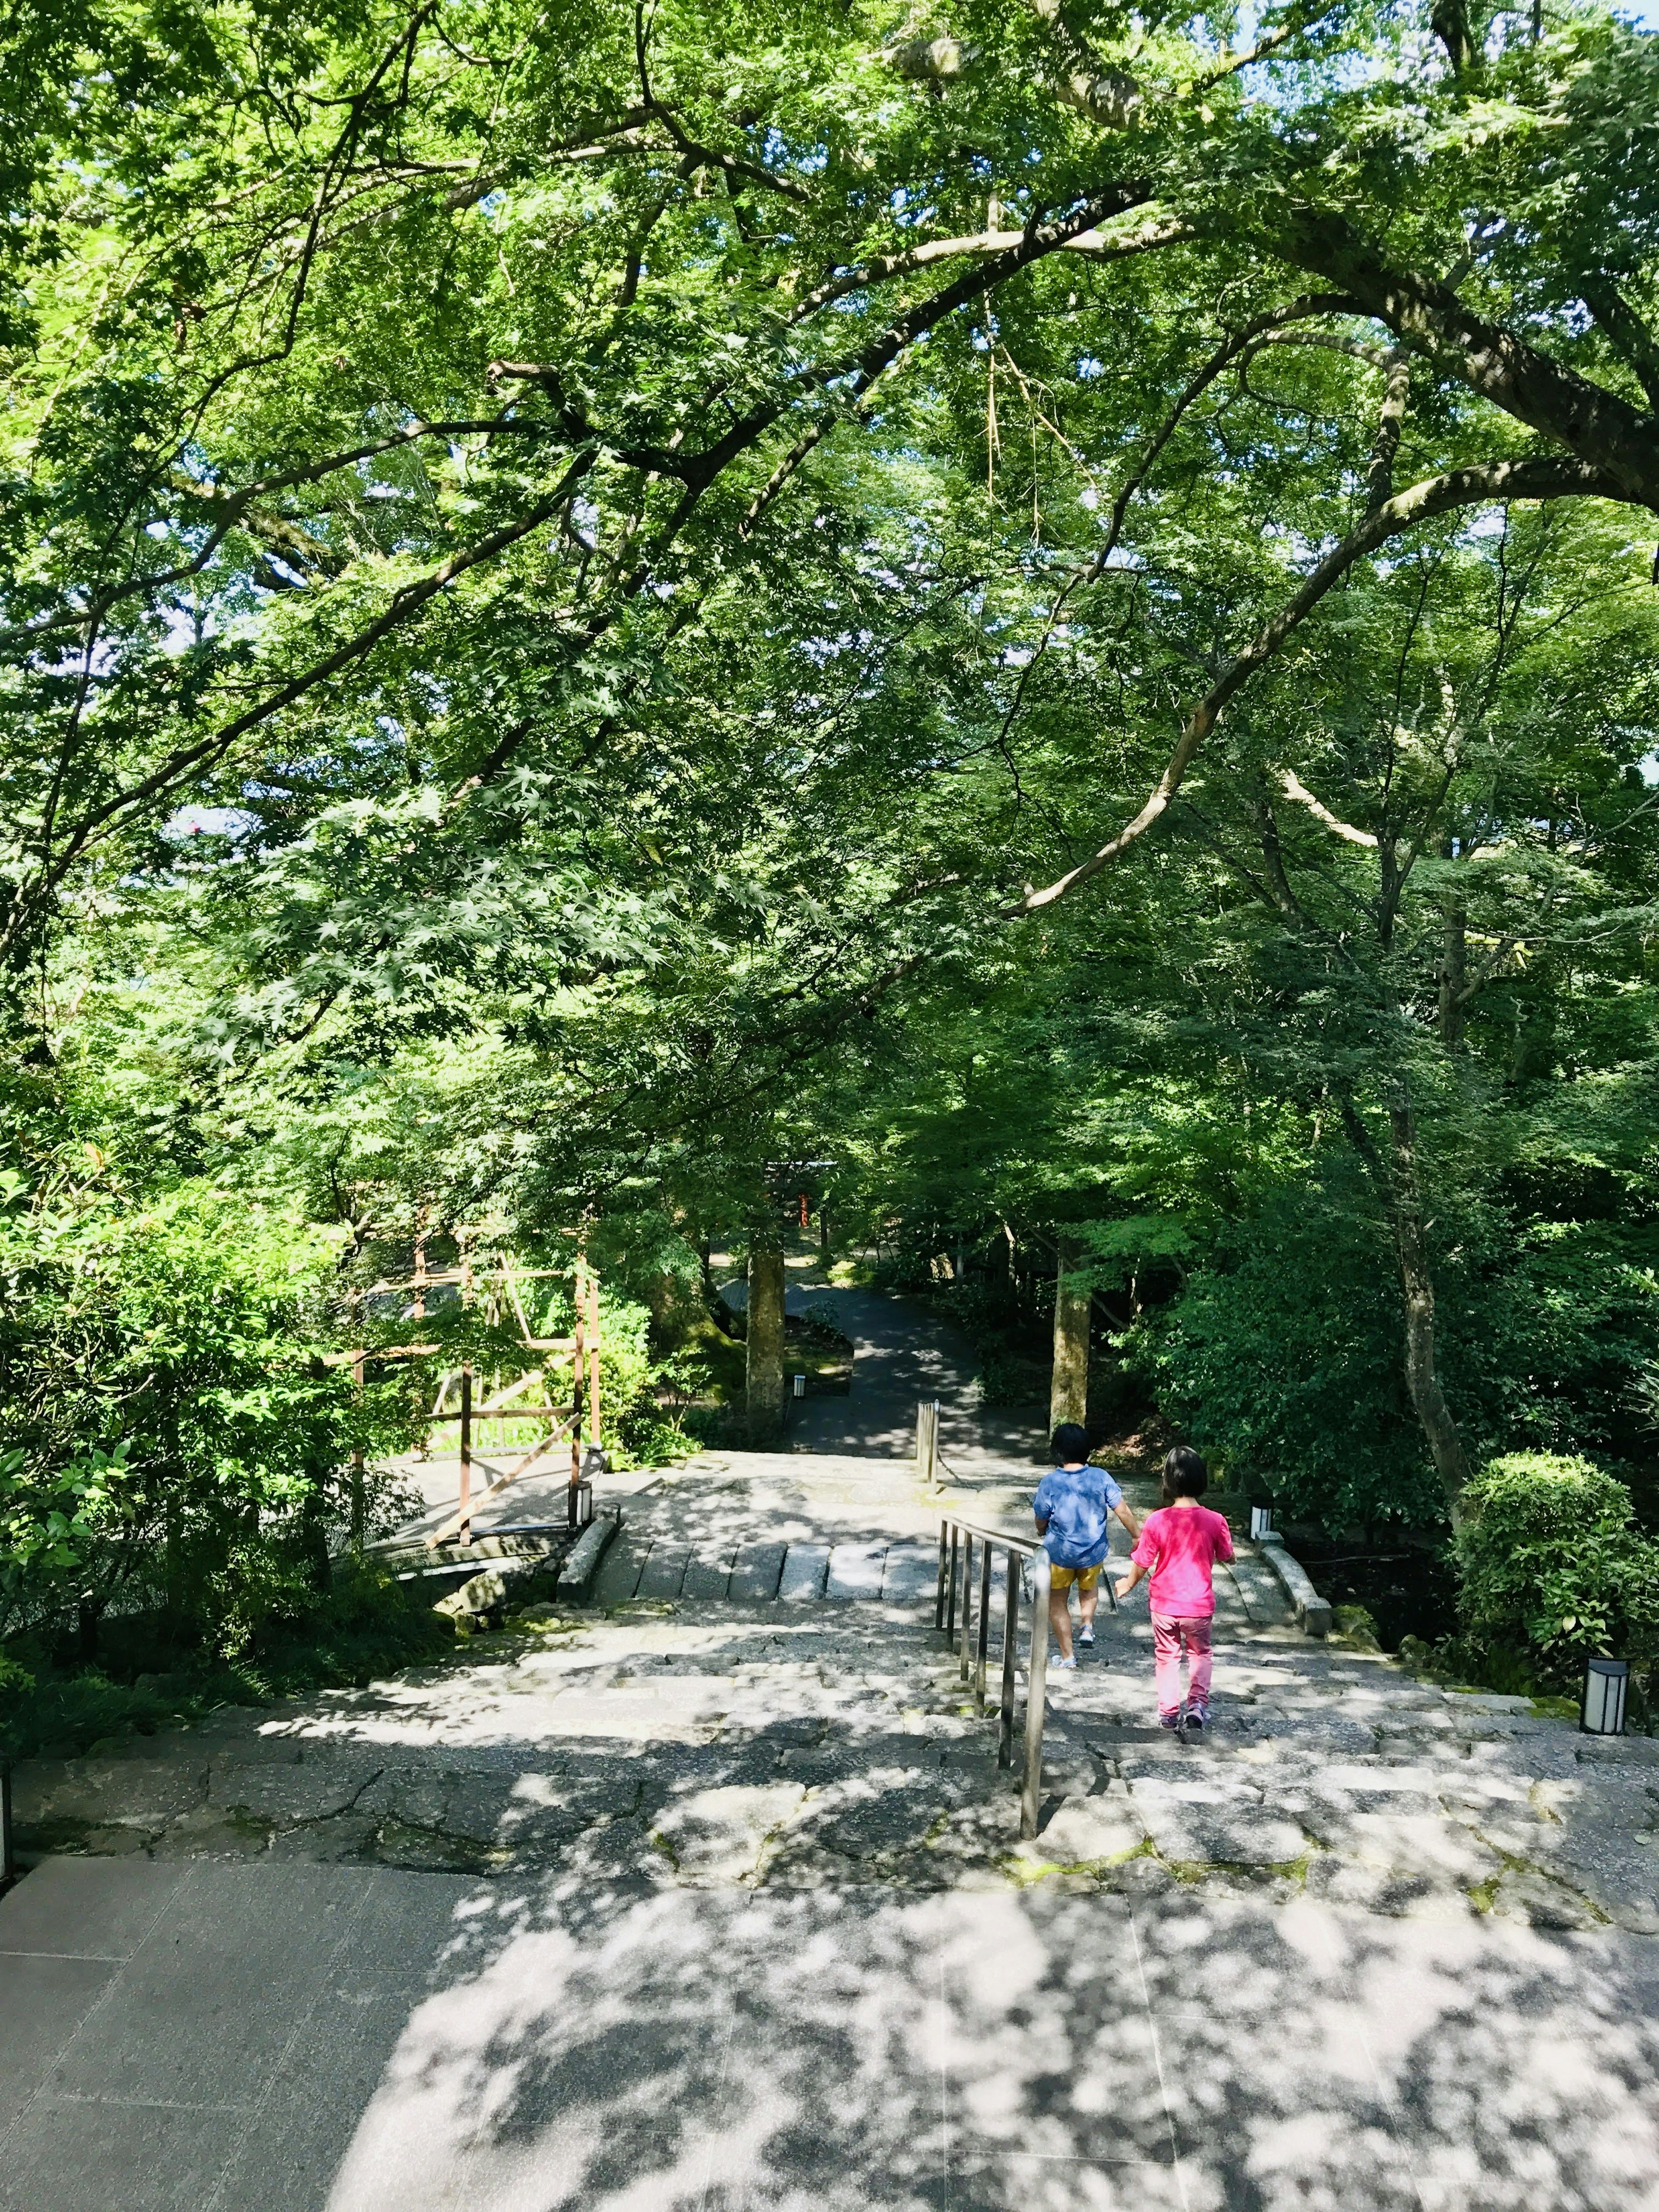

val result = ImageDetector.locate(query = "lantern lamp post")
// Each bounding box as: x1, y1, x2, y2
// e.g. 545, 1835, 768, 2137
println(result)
1580, 1656, 1629, 1737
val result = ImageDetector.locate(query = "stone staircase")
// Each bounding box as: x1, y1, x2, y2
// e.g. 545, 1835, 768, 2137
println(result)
594, 1529, 940, 1605
12, 1452, 1658, 1934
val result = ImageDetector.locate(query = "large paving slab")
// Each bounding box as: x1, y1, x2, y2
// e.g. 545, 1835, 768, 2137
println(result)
3, 1859, 1658, 2211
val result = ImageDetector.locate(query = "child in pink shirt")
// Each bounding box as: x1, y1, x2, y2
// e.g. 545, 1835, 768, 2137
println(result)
1114, 1446, 1233, 1732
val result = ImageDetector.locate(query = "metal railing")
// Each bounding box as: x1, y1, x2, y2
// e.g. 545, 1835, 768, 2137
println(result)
934, 1514, 1073, 1840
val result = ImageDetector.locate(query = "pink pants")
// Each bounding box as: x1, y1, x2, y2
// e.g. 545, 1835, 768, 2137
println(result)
1152, 1613, 1213, 1719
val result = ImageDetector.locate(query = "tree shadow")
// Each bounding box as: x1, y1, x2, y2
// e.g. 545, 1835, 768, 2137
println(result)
315, 1841, 1659, 2212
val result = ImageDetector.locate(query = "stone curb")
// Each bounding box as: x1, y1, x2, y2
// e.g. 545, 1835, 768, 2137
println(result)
1256, 1533, 1332, 1638
372, 1528, 567, 1573
431, 1514, 620, 1620
557, 1511, 622, 1602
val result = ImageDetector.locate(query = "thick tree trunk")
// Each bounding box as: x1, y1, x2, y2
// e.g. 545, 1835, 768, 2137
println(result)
1386, 1096, 1468, 1521
746, 1240, 786, 1441
1339, 1087, 1468, 1522
1437, 900, 1467, 1049
1049, 1239, 1090, 1438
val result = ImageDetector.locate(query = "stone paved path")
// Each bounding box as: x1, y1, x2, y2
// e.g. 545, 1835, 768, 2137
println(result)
6, 1452, 1659, 2209
14, 1453, 1658, 1926
721, 1256, 1042, 1466
6, 1851, 1659, 2212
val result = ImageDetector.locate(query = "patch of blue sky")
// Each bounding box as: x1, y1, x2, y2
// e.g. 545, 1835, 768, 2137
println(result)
162, 805, 256, 842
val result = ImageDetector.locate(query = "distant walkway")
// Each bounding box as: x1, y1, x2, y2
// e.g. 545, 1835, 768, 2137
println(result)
388, 1259, 1043, 1544
723, 1256, 1045, 1468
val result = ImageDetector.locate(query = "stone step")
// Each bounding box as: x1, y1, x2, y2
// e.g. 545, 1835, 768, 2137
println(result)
587, 1533, 943, 1609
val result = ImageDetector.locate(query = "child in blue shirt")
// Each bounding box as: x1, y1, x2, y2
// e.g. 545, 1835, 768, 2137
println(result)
1033, 1423, 1141, 1668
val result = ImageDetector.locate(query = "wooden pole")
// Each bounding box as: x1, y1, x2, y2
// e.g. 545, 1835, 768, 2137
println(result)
587, 1268, 601, 1448
976, 1539, 993, 1712
458, 1363, 472, 1546
350, 1355, 366, 1551
570, 1260, 585, 1490
1021, 1550, 1052, 1840
998, 1550, 1020, 1768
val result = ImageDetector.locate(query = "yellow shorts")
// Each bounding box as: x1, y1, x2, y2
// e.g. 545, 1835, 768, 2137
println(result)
1049, 1564, 1102, 1591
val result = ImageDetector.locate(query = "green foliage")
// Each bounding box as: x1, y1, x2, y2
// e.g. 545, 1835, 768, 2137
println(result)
5, 0, 1659, 1657
1137, 1167, 1659, 1533
0, 1561, 453, 1762
0, 1111, 419, 1651
1135, 1183, 1441, 1532
1455, 1452, 1659, 1694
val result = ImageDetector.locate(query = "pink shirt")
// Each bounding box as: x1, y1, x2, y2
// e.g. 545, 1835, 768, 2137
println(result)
1131, 1505, 1234, 1618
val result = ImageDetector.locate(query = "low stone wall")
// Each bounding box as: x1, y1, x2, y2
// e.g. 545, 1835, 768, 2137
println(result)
1257, 1532, 1333, 1638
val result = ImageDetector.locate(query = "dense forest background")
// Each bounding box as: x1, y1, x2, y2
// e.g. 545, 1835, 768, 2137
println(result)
6, 0, 1659, 1713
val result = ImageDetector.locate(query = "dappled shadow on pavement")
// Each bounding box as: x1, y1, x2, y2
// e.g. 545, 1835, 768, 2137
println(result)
319, 1878, 1659, 2212
4, 1848, 1656, 2212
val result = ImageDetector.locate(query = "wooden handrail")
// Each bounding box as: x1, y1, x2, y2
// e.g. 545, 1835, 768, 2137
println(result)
421, 1415, 579, 1547
941, 1515, 1042, 1557
429, 1405, 567, 1421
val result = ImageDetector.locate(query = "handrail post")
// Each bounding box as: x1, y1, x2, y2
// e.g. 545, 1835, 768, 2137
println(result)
975, 1538, 992, 1711
1020, 1547, 1052, 1840
946, 1524, 960, 1639
934, 1523, 949, 1630
958, 1532, 974, 1679
998, 1547, 1019, 1767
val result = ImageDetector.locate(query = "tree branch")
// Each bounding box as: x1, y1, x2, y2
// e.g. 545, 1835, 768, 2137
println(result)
1277, 769, 1379, 846
1580, 277, 1659, 415
7, 456, 596, 944
1016, 455, 1634, 912
1262, 211, 1659, 508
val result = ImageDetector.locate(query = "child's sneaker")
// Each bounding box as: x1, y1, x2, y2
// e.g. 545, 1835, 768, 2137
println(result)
1077, 1626, 1095, 1648
1183, 1707, 1208, 1734
1051, 1653, 1077, 1670
1158, 1711, 1182, 1730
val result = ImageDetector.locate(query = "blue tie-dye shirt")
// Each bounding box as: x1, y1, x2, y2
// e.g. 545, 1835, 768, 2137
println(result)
1032, 1464, 1123, 1569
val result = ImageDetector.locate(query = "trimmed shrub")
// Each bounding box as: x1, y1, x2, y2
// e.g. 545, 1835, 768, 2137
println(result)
1455, 1452, 1659, 1698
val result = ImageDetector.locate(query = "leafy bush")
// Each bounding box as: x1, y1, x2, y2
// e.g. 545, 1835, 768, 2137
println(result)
1455, 1452, 1659, 1696
1136, 1186, 1441, 1531
0, 1562, 453, 1761
1139, 1167, 1659, 1535
799, 1299, 852, 1346
0, 1180, 420, 1651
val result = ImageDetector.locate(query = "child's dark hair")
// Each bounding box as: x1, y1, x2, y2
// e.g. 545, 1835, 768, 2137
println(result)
1051, 1422, 1090, 1465
1162, 1446, 1208, 1499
